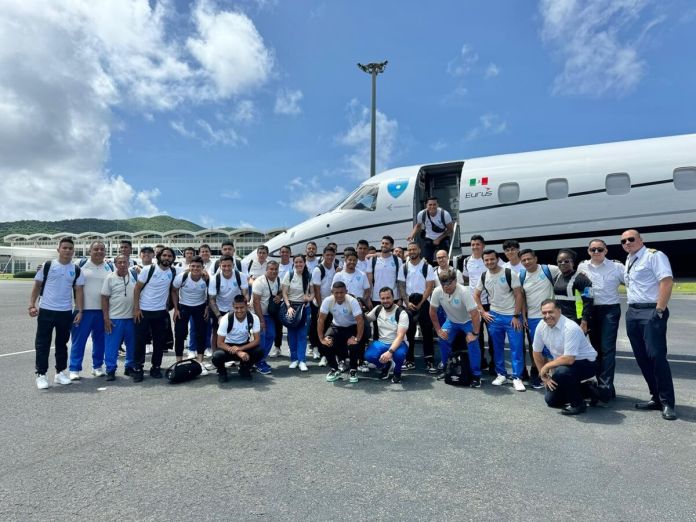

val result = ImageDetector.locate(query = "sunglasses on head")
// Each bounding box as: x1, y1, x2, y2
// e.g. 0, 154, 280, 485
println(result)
589, 247, 605, 253
621, 237, 637, 244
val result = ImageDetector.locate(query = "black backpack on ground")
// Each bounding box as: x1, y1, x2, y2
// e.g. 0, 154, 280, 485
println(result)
444, 350, 472, 386
165, 359, 202, 384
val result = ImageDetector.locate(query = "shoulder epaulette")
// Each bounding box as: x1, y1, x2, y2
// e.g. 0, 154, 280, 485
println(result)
648, 248, 658, 253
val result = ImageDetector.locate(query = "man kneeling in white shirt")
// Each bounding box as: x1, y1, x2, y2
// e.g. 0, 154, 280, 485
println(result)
533, 299, 598, 416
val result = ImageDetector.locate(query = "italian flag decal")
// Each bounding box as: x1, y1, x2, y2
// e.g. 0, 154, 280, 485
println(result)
469, 177, 489, 186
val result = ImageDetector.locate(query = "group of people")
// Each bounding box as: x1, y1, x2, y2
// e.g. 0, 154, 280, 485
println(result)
28, 198, 677, 420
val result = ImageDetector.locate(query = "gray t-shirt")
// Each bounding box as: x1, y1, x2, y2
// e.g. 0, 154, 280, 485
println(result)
476, 268, 521, 315
319, 294, 362, 327
430, 284, 477, 324
522, 265, 561, 318
365, 305, 409, 344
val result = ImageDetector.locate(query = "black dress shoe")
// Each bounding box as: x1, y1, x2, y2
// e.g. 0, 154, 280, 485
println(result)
132, 369, 144, 383
149, 367, 162, 379
662, 406, 677, 421
635, 399, 662, 411
105, 372, 115, 382
561, 403, 587, 415
218, 370, 228, 383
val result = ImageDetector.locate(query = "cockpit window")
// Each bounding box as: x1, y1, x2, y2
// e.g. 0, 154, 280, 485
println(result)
340, 184, 379, 211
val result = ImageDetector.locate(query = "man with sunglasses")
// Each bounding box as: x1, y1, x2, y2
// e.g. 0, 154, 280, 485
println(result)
620, 230, 676, 420
578, 239, 624, 403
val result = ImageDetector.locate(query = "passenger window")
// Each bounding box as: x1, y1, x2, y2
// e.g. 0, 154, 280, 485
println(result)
498, 183, 520, 204
674, 167, 696, 191
605, 172, 631, 195
546, 178, 568, 200
340, 184, 379, 211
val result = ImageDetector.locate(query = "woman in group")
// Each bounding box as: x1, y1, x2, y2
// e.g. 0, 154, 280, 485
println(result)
281, 255, 314, 371
554, 249, 594, 332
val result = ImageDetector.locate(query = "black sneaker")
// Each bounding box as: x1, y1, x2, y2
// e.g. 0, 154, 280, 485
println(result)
132, 369, 144, 383
401, 361, 416, 371
149, 367, 162, 379
436, 372, 446, 381
106, 371, 116, 382
426, 361, 438, 374
391, 374, 402, 384
238, 367, 252, 380
530, 376, 544, 389
124, 367, 133, 377
380, 360, 395, 380
218, 370, 228, 383
470, 377, 481, 388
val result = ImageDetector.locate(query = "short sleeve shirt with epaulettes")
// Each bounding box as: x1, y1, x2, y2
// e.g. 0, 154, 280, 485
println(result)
252, 275, 281, 316
34, 260, 85, 312
433, 266, 465, 288
404, 259, 437, 296
101, 271, 137, 319
430, 284, 477, 324
173, 273, 208, 306
625, 246, 673, 304
217, 312, 261, 345
370, 255, 406, 301
522, 265, 561, 318
332, 269, 370, 298
476, 268, 521, 315
320, 294, 362, 327
209, 272, 247, 313
312, 264, 336, 305
578, 259, 625, 305
80, 260, 115, 310
137, 265, 174, 311
365, 305, 410, 344
416, 208, 453, 240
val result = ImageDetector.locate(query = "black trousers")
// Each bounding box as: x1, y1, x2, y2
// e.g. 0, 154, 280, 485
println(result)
308, 303, 320, 349
589, 303, 621, 401
478, 303, 496, 370
324, 324, 361, 370
522, 327, 540, 380
406, 303, 434, 363
174, 303, 207, 356
35, 308, 73, 374
544, 359, 597, 408
274, 315, 284, 348
626, 304, 675, 408
211, 345, 264, 374
134, 310, 169, 370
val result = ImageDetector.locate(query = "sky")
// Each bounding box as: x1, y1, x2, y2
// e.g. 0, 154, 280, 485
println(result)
1, 0, 695, 230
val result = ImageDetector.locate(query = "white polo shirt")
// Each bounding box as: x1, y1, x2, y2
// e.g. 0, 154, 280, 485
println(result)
34, 259, 86, 312
430, 284, 477, 325
252, 275, 281, 316
578, 259, 625, 305
101, 271, 137, 319
533, 315, 597, 361
320, 294, 362, 327
79, 260, 115, 310
217, 312, 261, 345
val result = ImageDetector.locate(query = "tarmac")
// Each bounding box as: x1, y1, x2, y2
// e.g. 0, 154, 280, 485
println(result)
0, 279, 694, 521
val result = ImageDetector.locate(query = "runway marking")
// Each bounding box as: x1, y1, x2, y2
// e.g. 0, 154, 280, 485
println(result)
0, 349, 34, 357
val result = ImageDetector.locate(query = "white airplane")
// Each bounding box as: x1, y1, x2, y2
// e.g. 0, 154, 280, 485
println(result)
248, 134, 696, 275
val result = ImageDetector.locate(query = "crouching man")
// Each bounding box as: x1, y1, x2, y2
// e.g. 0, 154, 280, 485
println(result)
533, 299, 598, 415
212, 295, 263, 382
363, 287, 410, 384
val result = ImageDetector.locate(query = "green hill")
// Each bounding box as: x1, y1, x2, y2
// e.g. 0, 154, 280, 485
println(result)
0, 216, 204, 239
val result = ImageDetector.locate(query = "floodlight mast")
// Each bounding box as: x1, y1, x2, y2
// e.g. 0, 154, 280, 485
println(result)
357, 61, 388, 178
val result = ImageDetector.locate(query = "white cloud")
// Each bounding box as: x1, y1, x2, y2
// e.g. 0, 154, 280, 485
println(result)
446, 44, 479, 77
0, 0, 274, 221
221, 189, 241, 199
170, 119, 245, 147
289, 187, 348, 217
233, 100, 257, 123
484, 63, 500, 78
336, 99, 399, 179
539, 0, 660, 97
465, 113, 507, 141
430, 140, 448, 151
274, 88, 303, 115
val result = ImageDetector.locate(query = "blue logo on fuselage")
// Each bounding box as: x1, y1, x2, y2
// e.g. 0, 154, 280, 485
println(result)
387, 180, 408, 199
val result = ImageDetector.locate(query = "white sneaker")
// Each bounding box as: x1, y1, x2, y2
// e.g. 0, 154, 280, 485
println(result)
358, 362, 370, 373
337, 361, 347, 373
204, 348, 213, 358
54, 371, 72, 385
36, 374, 49, 389
512, 378, 526, 392
305, 347, 314, 358
145, 344, 153, 354
269, 347, 281, 358
289, 360, 299, 369
91, 368, 106, 377
68, 371, 81, 381
187, 351, 197, 359
318, 356, 328, 367
200, 365, 209, 376
312, 347, 320, 360
299, 362, 308, 372
492, 375, 508, 386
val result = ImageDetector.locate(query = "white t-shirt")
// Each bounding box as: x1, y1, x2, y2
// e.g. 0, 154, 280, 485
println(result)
404, 259, 437, 296
504, 261, 523, 274
319, 294, 362, 327
217, 312, 261, 345
305, 257, 319, 272
137, 264, 175, 311
209, 272, 248, 313
433, 266, 465, 288
533, 315, 597, 361
173, 272, 208, 307
34, 259, 85, 312
79, 260, 115, 310
476, 268, 521, 315
356, 258, 371, 274
416, 208, 453, 240
370, 255, 406, 301
430, 284, 477, 325
202, 259, 215, 275
312, 263, 336, 305
282, 270, 310, 302
252, 275, 281, 316
522, 265, 561, 318
247, 258, 267, 280
101, 271, 137, 319
365, 305, 409, 344
278, 261, 293, 281
332, 269, 370, 298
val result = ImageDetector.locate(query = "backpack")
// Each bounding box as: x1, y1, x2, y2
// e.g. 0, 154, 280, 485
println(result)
480, 268, 513, 293
519, 264, 553, 286
165, 359, 202, 384
215, 271, 242, 294
226, 311, 255, 341
444, 350, 472, 386
317, 264, 334, 281
39, 261, 82, 297
371, 254, 400, 282
371, 304, 406, 341
422, 208, 446, 233
403, 260, 429, 280
141, 264, 177, 310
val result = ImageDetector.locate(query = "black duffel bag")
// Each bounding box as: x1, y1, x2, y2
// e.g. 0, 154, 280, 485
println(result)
165, 359, 202, 384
